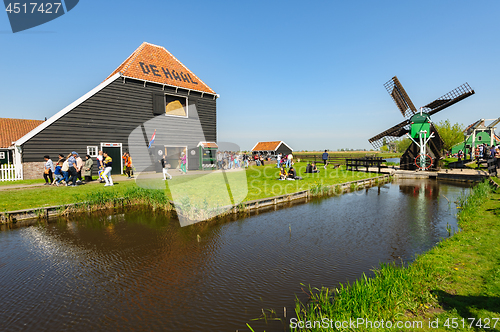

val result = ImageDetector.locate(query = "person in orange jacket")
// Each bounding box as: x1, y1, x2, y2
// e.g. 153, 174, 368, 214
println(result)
122, 152, 133, 179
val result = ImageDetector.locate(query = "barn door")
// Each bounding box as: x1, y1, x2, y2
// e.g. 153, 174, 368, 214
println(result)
101, 143, 123, 175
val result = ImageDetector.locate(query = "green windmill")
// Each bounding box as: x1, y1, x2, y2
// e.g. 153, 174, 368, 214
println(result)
369, 76, 475, 170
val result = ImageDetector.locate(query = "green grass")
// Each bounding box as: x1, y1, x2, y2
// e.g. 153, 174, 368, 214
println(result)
244, 163, 380, 201
378, 152, 402, 158
292, 180, 500, 331
491, 177, 500, 186
0, 163, 382, 211
0, 178, 46, 186
1, 175, 139, 211
465, 161, 482, 170
443, 157, 458, 169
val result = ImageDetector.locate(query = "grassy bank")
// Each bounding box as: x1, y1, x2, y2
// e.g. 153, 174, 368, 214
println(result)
293, 180, 499, 331
1, 163, 381, 211
0, 178, 45, 186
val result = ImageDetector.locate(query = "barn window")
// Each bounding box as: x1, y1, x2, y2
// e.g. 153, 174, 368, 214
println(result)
165, 94, 188, 118
152, 93, 189, 117
87, 146, 98, 157
478, 136, 482, 141
0, 152, 4, 159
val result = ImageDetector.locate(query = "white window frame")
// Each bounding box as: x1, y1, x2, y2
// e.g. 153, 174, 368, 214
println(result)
0, 152, 5, 159
100, 143, 123, 175
164, 94, 189, 119
87, 146, 98, 157
477, 135, 482, 141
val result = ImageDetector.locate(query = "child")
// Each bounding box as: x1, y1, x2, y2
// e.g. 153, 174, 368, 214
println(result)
53, 160, 64, 186
279, 166, 288, 180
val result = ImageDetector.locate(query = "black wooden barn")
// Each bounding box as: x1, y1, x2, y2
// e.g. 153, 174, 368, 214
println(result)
14, 42, 218, 179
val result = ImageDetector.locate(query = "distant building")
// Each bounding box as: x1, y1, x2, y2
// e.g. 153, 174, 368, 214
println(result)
13, 42, 218, 179
0, 118, 44, 165
451, 118, 500, 154
251, 141, 293, 156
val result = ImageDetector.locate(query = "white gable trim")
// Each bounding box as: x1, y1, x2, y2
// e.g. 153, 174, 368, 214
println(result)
15, 73, 121, 146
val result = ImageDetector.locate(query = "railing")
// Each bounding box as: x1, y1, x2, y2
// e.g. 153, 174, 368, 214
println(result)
0, 164, 23, 181
346, 158, 386, 172
487, 158, 498, 176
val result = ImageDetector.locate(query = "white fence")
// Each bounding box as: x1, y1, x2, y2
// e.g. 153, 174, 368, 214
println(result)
0, 164, 23, 181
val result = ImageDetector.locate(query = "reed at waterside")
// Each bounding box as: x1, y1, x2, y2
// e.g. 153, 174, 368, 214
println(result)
75, 187, 172, 211
293, 261, 436, 329
293, 180, 495, 331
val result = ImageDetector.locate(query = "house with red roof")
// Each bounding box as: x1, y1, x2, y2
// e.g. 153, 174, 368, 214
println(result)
13, 42, 218, 179
0, 118, 44, 165
251, 141, 293, 157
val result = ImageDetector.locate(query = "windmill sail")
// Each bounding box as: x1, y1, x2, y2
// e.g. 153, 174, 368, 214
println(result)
422, 83, 474, 116
384, 76, 418, 119
368, 119, 410, 149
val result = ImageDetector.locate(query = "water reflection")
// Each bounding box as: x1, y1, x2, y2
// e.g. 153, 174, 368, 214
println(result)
0, 179, 470, 331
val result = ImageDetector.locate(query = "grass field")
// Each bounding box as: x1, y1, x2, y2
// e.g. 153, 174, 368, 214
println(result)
1, 163, 382, 211
292, 181, 500, 331
293, 151, 402, 159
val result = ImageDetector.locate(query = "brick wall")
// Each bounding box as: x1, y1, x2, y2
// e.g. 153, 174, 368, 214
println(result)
23, 161, 45, 180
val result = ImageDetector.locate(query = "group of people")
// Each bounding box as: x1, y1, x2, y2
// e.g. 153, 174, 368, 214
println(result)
472, 143, 500, 161
278, 160, 323, 181
43, 150, 126, 187
43, 152, 95, 187
306, 162, 320, 173
216, 151, 249, 170
275, 153, 294, 168
160, 151, 187, 180
254, 154, 267, 166
279, 165, 301, 180
452, 143, 500, 164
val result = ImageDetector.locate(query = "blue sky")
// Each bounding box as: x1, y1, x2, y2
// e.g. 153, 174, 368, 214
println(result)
1, 0, 499, 151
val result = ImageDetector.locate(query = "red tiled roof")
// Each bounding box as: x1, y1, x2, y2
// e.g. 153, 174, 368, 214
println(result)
105, 42, 216, 94
0, 118, 44, 148
252, 141, 282, 151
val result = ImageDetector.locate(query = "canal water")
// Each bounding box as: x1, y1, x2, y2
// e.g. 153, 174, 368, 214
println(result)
0, 179, 469, 331
384, 157, 400, 164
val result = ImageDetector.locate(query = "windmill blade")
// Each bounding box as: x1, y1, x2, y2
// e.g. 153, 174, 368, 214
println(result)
422, 83, 475, 116
368, 119, 410, 149
384, 76, 418, 119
